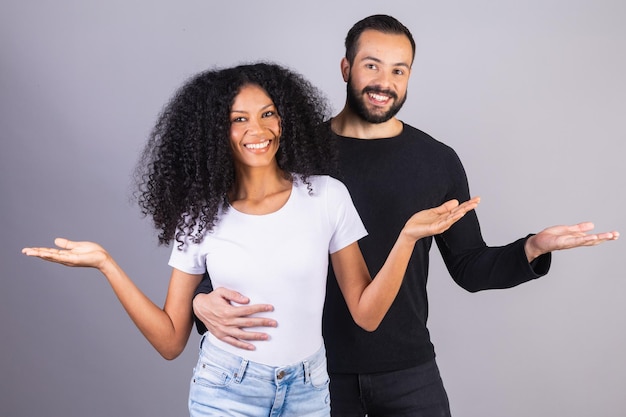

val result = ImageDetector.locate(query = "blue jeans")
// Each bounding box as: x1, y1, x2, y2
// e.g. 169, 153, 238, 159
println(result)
189, 336, 331, 416
328, 360, 451, 417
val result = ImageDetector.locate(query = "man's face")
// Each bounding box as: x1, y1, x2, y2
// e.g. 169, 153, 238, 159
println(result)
343, 30, 413, 124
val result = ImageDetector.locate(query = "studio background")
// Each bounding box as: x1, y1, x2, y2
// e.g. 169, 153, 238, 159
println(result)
2, 1, 624, 416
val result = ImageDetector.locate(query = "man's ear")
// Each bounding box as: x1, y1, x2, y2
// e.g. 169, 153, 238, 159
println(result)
340, 57, 350, 82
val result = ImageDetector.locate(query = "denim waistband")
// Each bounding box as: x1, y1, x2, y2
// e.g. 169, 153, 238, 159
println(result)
199, 335, 326, 385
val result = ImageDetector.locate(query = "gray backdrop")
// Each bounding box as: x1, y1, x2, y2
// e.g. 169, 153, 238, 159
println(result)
2, 1, 624, 416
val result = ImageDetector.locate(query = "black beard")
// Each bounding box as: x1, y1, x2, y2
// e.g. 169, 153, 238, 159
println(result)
346, 77, 407, 124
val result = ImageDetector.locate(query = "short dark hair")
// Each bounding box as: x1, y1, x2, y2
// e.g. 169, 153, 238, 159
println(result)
344, 14, 416, 65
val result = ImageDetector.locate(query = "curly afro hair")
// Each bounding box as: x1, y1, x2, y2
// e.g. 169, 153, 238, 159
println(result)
135, 62, 336, 247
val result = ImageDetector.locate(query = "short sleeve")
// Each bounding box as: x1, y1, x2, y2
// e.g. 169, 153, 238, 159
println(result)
325, 177, 368, 254
167, 236, 207, 275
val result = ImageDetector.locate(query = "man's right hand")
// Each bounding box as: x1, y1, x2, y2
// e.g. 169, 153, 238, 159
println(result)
193, 288, 276, 351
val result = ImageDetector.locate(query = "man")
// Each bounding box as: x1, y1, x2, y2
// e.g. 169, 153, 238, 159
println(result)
192, 15, 618, 416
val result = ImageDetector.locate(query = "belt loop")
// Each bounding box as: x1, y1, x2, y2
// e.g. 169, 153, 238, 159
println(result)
303, 359, 311, 384
199, 334, 206, 350
234, 359, 249, 384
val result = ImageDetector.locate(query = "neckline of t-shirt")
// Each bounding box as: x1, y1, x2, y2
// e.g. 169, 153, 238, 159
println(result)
332, 121, 406, 141
226, 182, 295, 218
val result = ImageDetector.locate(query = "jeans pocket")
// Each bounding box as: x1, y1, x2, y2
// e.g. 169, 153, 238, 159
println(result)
308, 360, 330, 390
192, 358, 233, 388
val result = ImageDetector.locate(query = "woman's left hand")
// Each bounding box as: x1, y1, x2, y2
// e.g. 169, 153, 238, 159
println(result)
402, 197, 480, 242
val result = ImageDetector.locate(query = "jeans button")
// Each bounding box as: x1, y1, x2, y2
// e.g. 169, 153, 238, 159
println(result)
277, 370, 285, 380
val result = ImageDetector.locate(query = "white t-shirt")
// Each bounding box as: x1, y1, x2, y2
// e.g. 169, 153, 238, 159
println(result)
168, 175, 367, 366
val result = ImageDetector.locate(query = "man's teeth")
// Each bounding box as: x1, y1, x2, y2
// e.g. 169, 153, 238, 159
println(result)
369, 93, 389, 102
245, 140, 271, 150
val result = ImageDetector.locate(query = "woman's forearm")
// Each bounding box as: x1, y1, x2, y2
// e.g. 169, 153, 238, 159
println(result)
99, 258, 198, 360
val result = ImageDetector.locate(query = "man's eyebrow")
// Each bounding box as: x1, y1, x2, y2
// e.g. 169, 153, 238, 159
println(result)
360, 56, 410, 69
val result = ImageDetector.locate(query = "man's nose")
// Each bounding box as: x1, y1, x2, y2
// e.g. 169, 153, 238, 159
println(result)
374, 70, 393, 88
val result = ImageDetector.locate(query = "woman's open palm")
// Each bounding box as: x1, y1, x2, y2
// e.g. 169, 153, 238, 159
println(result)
22, 238, 109, 270
403, 197, 480, 242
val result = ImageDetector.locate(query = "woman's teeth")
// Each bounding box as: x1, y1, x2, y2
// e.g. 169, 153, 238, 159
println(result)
245, 140, 270, 150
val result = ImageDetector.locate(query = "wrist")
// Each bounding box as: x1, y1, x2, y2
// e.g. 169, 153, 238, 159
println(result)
524, 235, 543, 263
398, 229, 419, 246
97, 252, 117, 274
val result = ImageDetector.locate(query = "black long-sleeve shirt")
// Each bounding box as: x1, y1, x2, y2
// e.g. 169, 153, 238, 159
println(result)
322, 124, 550, 373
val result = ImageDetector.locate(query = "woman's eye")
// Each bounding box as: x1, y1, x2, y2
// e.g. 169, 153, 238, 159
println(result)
263, 111, 276, 118
232, 116, 246, 123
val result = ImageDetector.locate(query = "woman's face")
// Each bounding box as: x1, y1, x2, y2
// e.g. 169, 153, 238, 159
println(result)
229, 84, 281, 170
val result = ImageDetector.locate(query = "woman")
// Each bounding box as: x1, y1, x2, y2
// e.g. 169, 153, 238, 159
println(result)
22, 62, 479, 416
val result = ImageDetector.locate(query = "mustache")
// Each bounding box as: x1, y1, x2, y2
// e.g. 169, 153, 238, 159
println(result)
362, 86, 398, 100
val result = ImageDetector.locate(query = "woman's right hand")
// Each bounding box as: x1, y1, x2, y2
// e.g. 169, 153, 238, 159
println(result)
22, 237, 110, 270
